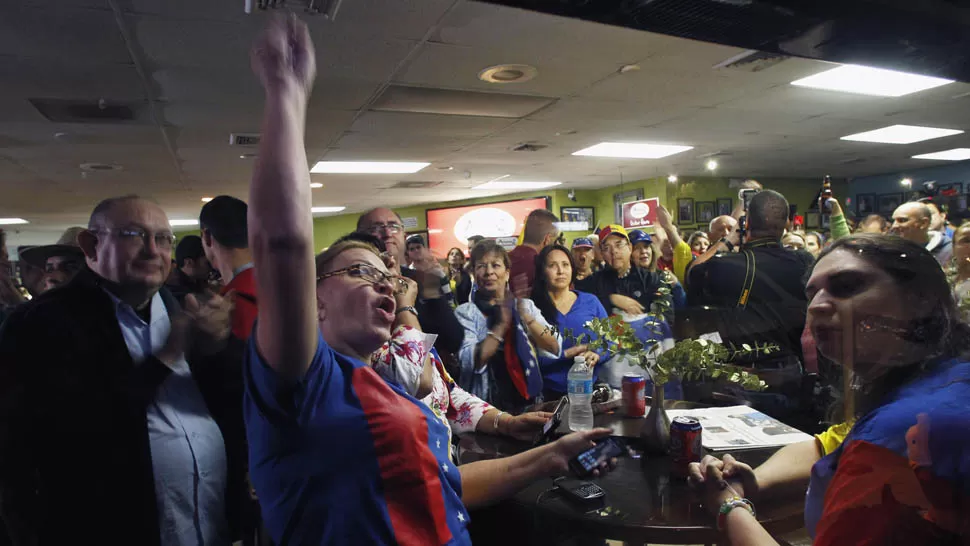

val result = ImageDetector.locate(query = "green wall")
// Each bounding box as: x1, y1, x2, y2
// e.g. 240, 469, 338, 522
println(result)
174, 176, 845, 249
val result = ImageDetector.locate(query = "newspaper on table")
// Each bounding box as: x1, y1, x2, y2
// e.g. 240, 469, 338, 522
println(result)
665, 405, 812, 450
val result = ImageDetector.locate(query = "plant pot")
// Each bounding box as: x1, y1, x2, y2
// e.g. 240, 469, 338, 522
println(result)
682, 378, 714, 403
640, 383, 671, 455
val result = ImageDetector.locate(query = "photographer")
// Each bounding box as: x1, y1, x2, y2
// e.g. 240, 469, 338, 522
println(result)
686, 190, 815, 424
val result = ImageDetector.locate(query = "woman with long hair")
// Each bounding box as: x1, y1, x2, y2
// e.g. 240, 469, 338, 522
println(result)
454, 240, 561, 412
687, 230, 711, 257
690, 234, 970, 544
804, 231, 825, 258
530, 244, 609, 399
446, 246, 472, 305
949, 222, 970, 319
243, 17, 613, 545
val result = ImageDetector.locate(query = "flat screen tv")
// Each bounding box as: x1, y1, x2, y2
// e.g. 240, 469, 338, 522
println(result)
426, 196, 551, 259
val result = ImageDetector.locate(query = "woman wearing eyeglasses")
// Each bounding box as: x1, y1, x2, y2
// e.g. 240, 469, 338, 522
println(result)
243, 17, 614, 545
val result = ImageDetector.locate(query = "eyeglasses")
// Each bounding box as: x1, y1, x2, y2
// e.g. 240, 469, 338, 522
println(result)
95, 228, 177, 250
363, 222, 404, 235
317, 263, 404, 292
601, 240, 629, 253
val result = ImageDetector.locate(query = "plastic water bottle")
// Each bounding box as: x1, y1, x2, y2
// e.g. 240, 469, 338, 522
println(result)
567, 355, 594, 432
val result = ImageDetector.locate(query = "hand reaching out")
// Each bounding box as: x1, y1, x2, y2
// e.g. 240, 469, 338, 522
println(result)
657, 205, 674, 230
251, 14, 317, 98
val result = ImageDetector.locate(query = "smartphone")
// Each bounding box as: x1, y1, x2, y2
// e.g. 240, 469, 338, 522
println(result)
569, 437, 627, 477
534, 397, 569, 446
739, 188, 760, 212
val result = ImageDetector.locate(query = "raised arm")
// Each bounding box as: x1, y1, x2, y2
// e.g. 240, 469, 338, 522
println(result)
248, 16, 318, 380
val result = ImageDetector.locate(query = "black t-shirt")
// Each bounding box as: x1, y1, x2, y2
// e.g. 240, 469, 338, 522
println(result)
575, 266, 671, 321
686, 239, 814, 363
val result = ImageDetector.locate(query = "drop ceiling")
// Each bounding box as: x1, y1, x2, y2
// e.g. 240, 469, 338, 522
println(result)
3, 0, 970, 246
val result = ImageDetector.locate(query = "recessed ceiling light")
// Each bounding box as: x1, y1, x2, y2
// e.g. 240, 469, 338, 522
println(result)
478, 64, 538, 84
791, 64, 954, 97
667, 174, 679, 183
310, 161, 429, 174
912, 148, 970, 161
841, 125, 964, 144
311, 206, 347, 213
309, 182, 324, 188
572, 142, 693, 159
0, 218, 28, 225
901, 178, 913, 187
473, 181, 562, 190
706, 160, 719, 171
201, 197, 214, 203
170, 219, 199, 226
239, 153, 257, 159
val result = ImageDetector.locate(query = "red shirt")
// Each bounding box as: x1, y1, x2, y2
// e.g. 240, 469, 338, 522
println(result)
223, 267, 257, 341
508, 245, 538, 296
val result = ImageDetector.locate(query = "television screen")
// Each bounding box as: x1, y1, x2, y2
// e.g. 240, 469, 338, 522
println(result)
426, 197, 550, 259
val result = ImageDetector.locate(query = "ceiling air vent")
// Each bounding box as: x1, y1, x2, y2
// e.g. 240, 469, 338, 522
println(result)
392, 181, 443, 189
28, 98, 142, 123
714, 50, 789, 72
511, 142, 548, 152
229, 133, 261, 146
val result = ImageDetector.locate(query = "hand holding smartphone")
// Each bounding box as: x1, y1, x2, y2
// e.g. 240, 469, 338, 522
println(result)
568, 437, 629, 477
533, 397, 568, 446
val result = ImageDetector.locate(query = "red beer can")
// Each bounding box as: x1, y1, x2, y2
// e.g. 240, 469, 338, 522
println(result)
621, 374, 646, 417
669, 416, 703, 478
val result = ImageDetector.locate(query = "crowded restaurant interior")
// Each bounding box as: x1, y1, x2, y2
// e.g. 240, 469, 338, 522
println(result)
1, 0, 969, 545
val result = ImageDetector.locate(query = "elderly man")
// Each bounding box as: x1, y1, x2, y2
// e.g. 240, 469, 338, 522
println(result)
18, 227, 86, 293
0, 195, 250, 545
708, 215, 738, 241
892, 201, 952, 266
357, 207, 463, 353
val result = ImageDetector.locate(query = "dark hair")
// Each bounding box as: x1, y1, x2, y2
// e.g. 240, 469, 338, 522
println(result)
469, 240, 510, 269
861, 214, 889, 232
805, 231, 825, 246
531, 245, 576, 325
175, 235, 205, 268
816, 234, 970, 414
522, 209, 559, 245
199, 195, 248, 249
406, 234, 426, 247
356, 208, 402, 231
747, 190, 789, 238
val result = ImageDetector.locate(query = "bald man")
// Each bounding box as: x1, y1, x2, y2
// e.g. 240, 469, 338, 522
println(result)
892, 202, 952, 265
709, 215, 738, 242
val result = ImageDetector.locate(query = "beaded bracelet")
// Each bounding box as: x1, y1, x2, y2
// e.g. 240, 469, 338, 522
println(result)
716, 497, 755, 531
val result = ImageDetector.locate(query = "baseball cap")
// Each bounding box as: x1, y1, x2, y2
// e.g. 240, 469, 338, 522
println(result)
571, 237, 594, 249
628, 229, 653, 246
406, 234, 426, 246
597, 224, 630, 244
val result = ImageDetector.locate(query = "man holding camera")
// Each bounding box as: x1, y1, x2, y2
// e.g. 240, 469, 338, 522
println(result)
686, 190, 815, 425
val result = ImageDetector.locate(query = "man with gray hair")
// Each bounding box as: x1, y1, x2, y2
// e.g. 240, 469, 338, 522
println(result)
892, 201, 952, 266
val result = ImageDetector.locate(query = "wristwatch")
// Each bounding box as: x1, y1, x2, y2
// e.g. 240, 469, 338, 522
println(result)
719, 237, 735, 252
396, 306, 419, 317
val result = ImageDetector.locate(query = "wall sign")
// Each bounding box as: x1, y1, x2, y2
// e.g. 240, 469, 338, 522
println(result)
622, 197, 660, 229
401, 216, 419, 229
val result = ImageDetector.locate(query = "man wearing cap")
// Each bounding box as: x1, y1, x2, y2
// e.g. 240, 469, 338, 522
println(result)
18, 227, 86, 294
570, 237, 596, 281
166, 235, 212, 304
575, 224, 682, 321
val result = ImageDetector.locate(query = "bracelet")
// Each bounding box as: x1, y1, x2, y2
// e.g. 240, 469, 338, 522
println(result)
396, 306, 418, 317
493, 411, 506, 433
716, 497, 755, 531
719, 238, 735, 252
487, 331, 504, 343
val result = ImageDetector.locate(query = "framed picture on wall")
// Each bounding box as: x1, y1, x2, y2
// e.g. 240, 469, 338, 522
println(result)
716, 198, 733, 217
695, 201, 715, 224
677, 198, 695, 225
559, 206, 595, 231
856, 193, 876, 217
805, 212, 820, 229
878, 193, 903, 214
939, 182, 963, 194
613, 189, 644, 224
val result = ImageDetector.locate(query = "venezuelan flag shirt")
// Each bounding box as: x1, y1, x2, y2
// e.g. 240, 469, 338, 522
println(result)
244, 331, 472, 545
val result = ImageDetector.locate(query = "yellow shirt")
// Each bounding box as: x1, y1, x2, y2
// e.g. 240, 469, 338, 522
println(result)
814, 422, 851, 455
673, 240, 693, 286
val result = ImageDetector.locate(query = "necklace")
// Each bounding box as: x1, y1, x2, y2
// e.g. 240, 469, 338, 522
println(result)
617, 267, 631, 279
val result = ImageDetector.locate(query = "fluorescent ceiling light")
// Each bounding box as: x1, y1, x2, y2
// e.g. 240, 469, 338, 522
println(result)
169, 219, 199, 226
310, 161, 429, 174
791, 65, 954, 97
572, 142, 693, 159
309, 182, 324, 188
912, 148, 970, 161
840, 125, 964, 144
0, 218, 28, 225
473, 181, 562, 190
201, 197, 214, 203
311, 206, 347, 213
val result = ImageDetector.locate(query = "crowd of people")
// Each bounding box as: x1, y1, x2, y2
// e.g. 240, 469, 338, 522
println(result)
0, 15, 967, 546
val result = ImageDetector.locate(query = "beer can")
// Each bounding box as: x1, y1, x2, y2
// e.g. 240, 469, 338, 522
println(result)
621, 374, 646, 417
669, 416, 703, 477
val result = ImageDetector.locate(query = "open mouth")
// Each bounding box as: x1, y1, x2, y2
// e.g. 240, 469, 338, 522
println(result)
376, 296, 396, 321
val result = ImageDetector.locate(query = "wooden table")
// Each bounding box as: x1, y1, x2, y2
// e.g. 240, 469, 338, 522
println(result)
459, 411, 805, 546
